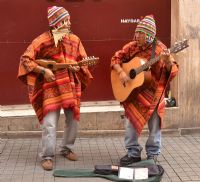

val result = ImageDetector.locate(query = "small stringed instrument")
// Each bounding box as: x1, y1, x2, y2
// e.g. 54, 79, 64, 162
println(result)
111, 39, 189, 102
35, 56, 99, 71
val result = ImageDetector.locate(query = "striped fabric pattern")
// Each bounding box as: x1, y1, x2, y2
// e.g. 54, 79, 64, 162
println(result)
18, 31, 93, 123
135, 15, 156, 43
111, 40, 179, 135
48, 6, 70, 28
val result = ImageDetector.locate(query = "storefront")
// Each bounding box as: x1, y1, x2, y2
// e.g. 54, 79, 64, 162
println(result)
0, 0, 171, 104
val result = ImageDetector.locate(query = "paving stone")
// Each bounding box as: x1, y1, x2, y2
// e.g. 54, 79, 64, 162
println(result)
1, 135, 200, 181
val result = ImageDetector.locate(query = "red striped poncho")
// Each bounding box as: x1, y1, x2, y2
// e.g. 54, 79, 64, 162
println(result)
18, 31, 93, 123
111, 40, 179, 135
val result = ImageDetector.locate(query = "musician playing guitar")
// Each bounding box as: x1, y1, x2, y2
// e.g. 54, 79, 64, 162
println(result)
111, 15, 179, 166
18, 6, 93, 171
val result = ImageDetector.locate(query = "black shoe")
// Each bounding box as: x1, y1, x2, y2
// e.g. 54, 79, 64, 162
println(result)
147, 155, 158, 163
120, 154, 141, 166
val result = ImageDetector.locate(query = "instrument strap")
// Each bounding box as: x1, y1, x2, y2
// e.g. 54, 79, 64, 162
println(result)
122, 39, 157, 63
151, 39, 157, 59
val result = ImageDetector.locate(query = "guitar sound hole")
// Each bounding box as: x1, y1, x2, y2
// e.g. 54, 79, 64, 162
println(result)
129, 69, 136, 79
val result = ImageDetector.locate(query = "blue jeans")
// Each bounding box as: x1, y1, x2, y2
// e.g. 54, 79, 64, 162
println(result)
39, 109, 78, 161
124, 109, 161, 158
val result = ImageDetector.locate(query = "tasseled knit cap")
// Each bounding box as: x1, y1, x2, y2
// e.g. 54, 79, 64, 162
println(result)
47, 6, 70, 29
135, 15, 156, 43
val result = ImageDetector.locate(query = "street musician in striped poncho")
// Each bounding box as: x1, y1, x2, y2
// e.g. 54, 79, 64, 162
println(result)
18, 6, 93, 171
111, 15, 178, 166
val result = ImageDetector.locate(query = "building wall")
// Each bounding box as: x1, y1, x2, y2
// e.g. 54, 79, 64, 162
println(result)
0, 0, 171, 105
0, 0, 199, 134
164, 0, 200, 132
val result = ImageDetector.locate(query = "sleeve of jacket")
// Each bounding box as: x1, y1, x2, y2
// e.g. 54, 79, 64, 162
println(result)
17, 33, 46, 84
76, 39, 93, 91
151, 41, 179, 82
166, 55, 179, 82
111, 41, 134, 68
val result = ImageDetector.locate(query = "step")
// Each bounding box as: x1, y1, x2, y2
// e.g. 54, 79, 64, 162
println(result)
0, 101, 125, 138
0, 101, 187, 138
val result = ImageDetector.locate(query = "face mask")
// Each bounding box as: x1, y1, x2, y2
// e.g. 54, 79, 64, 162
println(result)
52, 28, 71, 47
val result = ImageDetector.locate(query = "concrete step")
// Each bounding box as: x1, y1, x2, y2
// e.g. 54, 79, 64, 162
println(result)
1, 101, 195, 138
0, 101, 126, 138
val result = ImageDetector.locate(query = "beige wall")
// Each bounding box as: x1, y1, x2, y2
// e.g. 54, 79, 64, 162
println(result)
164, 0, 200, 131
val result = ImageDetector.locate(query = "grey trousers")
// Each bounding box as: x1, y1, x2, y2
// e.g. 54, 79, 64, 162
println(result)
39, 109, 78, 161
124, 109, 161, 158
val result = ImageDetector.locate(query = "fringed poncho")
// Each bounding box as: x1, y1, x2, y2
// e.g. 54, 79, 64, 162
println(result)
18, 31, 93, 123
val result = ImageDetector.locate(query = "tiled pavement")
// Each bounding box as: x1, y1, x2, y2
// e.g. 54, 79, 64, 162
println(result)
1, 135, 200, 182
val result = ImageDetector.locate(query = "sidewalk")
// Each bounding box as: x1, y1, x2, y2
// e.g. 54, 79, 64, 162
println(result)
0, 135, 200, 182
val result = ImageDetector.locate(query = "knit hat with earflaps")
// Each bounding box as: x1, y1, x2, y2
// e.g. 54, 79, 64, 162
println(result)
48, 6, 70, 29
135, 15, 156, 43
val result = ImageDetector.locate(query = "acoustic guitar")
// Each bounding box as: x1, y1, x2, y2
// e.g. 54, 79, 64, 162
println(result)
35, 56, 99, 71
111, 39, 189, 102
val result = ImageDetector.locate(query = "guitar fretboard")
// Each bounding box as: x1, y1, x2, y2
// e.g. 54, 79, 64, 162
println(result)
134, 45, 177, 75
135, 56, 161, 74
134, 39, 188, 75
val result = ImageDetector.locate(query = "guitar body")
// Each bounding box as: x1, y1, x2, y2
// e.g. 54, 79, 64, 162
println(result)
111, 57, 150, 102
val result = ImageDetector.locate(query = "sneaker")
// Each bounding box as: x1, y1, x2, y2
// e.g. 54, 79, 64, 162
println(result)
62, 149, 78, 161
147, 155, 158, 163
120, 154, 141, 166
41, 159, 53, 171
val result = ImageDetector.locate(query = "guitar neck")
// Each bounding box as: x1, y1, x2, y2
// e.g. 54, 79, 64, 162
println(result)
35, 59, 80, 70
54, 62, 79, 69
135, 43, 183, 75
135, 55, 161, 74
